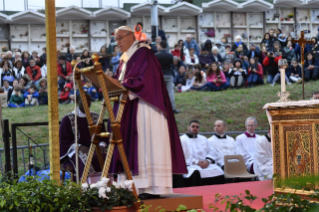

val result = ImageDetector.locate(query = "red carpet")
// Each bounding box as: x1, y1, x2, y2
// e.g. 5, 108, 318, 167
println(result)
173, 180, 273, 211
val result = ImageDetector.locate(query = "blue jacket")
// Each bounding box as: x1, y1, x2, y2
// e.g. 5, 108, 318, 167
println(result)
23, 90, 39, 99
286, 65, 302, 77
84, 86, 99, 99
184, 39, 200, 56
304, 58, 319, 70
247, 47, 262, 62
111, 52, 121, 73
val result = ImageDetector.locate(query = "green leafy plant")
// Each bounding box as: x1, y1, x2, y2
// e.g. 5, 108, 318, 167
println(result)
0, 174, 91, 211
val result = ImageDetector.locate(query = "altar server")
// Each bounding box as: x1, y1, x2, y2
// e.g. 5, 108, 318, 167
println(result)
236, 117, 261, 174
59, 93, 107, 181
180, 120, 224, 186
253, 130, 273, 181
208, 120, 242, 170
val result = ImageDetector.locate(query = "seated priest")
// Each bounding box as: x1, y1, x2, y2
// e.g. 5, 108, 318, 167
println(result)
208, 120, 242, 170
235, 117, 261, 174
179, 120, 224, 187
254, 128, 273, 181
59, 92, 107, 181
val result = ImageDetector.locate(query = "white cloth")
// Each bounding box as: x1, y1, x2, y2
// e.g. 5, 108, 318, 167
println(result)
183, 46, 189, 58
41, 65, 47, 78
208, 135, 242, 167
13, 67, 25, 79
117, 41, 172, 195
229, 68, 247, 76
254, 135, 273, 181
181, 77, 195, 92
236, 133, 261, 171
185, 55, 199, 66
180, 134, 224, 178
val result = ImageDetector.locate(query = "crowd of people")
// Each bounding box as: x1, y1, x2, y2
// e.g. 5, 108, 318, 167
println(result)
0, 24, 318, 109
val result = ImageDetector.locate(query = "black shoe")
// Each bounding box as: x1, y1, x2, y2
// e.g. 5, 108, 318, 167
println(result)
173, 109, 180, 114
138, 193, 161, 200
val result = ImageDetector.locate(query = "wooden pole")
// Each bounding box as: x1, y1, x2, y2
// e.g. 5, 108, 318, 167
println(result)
45, 0, 60, 183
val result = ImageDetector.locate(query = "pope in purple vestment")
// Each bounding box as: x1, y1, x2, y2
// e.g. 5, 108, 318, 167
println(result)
110, 26, 187, 195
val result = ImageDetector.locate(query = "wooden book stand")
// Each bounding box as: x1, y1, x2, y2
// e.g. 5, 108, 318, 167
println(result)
71, 54, 139, 203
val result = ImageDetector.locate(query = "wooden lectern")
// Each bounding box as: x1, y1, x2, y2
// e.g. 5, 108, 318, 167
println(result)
71, 54, 140, 208
263, 100, 319, 198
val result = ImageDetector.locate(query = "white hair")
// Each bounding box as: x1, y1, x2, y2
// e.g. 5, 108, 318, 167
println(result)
186, 34, 192, 38
6, 51, 12, 55
212, 46, 218, 51
15, 52, 21, 56
70, 46, 75, 51
32, 50, 38, 54
245, 117, 257, 126
235, 35, 242, 41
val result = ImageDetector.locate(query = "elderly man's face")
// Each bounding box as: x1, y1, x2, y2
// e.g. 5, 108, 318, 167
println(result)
236, 37, 241, 43
246, 119, 257, 134
186, 36, 191, 43
30, 60, 35, 67
7, 52, 12, 58
15, 53, 20, 58
70, 48, 75, 54
116, 30, 135, 52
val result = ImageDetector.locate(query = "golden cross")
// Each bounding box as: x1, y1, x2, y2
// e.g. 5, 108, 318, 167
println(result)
291, 31, 314, 65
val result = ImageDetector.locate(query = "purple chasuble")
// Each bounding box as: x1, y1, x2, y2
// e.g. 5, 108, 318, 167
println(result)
110, 44, 187, 175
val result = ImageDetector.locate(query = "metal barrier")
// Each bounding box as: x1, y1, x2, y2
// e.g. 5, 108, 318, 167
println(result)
1, 120, 268, 178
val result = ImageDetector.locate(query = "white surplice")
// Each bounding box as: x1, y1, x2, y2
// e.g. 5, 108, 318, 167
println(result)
117, 41, 172, 195
253, 135, 273, 181
208, 134, 242, 167
236, 133, 261, 171
180, 134, 224, 178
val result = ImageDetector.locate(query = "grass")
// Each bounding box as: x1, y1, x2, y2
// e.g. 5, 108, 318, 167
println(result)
0, 79, 318, 175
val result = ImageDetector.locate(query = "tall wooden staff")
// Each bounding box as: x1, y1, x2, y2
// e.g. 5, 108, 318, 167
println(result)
291, 31, 314, 100
45, 0, 60, 183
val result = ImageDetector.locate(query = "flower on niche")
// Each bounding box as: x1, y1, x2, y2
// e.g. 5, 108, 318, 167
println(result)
106, 187, 111, 193
124, 180, 134, 191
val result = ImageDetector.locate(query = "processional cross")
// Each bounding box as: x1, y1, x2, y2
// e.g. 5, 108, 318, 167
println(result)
291, 31, 314, 100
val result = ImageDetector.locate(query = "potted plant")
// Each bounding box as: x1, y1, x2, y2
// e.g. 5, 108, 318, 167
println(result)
287, 13, 294, 19
82, 177, 138, 212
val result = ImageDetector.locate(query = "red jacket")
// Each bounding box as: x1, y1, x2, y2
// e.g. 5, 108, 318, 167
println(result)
59, 83, 72, 101
26, 65, 42, 81
57, 62, 73, 78
248, 63, 263, 78
171, 49, 185, 61
262, 56, 281, 66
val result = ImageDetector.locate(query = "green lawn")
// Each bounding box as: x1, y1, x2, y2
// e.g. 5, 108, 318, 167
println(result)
1, 80, 318, 175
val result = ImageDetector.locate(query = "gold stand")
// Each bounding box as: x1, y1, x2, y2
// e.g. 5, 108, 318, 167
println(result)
71, 54, 140, 207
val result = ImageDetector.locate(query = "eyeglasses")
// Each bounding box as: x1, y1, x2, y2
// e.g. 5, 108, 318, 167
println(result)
191, 125, 199, 129
116, 32, 133, 42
